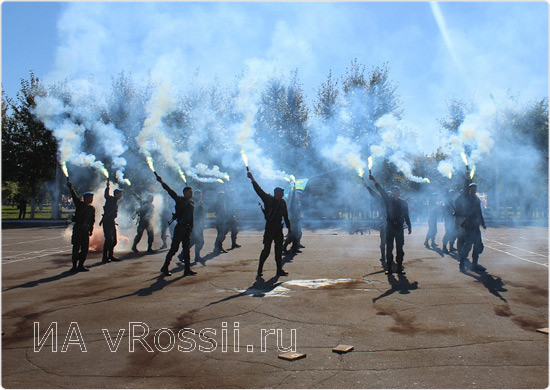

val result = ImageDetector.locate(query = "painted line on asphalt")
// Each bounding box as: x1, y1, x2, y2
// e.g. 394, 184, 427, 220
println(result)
2, 235, 66, 246
484, 244, 548, 268
2, 246, 71, 264
485, 239, 548, 258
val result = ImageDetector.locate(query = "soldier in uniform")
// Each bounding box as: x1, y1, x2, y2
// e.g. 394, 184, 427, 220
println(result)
101, 180, 122, 263
454, 171, 487, 271
247, 171, 291, 277
131, 193, 155, 253
226, 189, 241, 249
159, 192, 174, 250
179, 189, 205, 262
442, 189, 457, 253
369, 174, 412, 275
213, 191, 229, 254
67, 181, 95, 272
283, 186, 303, 254
363, 182, 387, 267
424, 193, 440, 248
156, 173, 196, 276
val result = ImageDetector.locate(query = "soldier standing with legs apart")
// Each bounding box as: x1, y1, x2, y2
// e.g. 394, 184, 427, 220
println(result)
155, 173, 196, 277
179, 189, 205, 262
227, 189, 241, 249
455, 170, 486, 271
363, 182, 387, 268
67, 181, 95, 272
101, 180, 122, 263
131, 193, 155, 253
213, 191, 229, 254
283, 185, 303, 254
159, 192, 174, 250
442, 189, 457, 253
369, 174, 412, 275
424, 193, 440, 248
247, 171, 291, 277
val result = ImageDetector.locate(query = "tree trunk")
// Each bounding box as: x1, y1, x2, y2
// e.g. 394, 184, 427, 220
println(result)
30, 197, 36, 219
51, 163, 61, 219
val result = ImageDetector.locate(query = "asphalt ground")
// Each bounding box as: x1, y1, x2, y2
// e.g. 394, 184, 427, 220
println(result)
1, 223, 548, 388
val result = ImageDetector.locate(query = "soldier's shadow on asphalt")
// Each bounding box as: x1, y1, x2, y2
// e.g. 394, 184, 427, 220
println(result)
372, 274, 419, 302
3, 257, 113, 291
2, 270, 76, 291
282, 251, 297, 264
425, 244, 446, 257
205, 275, 283, 306
460, 266, 508, 302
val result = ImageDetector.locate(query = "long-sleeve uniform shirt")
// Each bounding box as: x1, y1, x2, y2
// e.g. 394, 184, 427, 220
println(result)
103, 187, 119, 223
375, 182, 411, 230
252, 181, 291, 231
162, 182, 194, 228
71, 188, 95, 232
455, 180, 485, 231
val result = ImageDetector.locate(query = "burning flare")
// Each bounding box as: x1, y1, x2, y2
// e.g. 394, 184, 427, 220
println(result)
124, 178, 131, 186
61, 161, 69, 178
423, 178, 431, 183
448, 172, 453, 179
368, 156, 373, 171
460, 151, 468, 166
224, 174, 230, 182
289, 174, 296, 182
178, 167, 187, 183
101, 168, 109, 178
284, 177, 290, 182
240, 149, 249, 168
146, 156, 155, 172
356, 167, 365, 178
470, 164, 476, 179
216, 178, 224, 184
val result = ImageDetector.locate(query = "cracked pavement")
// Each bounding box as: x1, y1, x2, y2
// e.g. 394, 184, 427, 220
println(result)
2, 225, 548, 388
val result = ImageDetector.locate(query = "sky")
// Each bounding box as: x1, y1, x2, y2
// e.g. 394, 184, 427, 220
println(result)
1, 1, 548, 140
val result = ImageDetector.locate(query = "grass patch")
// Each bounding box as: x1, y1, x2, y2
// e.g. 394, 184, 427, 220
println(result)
2, 206, 72, 220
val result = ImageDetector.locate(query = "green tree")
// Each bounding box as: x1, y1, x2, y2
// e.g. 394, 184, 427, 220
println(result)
314, 70, 340, 120
341, 60, 403, 176
437, 98, 474, 133
2, 72, 57, 218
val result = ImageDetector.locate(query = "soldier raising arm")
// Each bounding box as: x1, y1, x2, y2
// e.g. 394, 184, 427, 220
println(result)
67, 181, 95, 272
247, 171, 291, 277
369, 174, 411, 275
155, 173, 196, 277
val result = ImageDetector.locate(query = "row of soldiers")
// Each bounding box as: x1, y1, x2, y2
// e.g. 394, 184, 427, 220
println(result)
67, 167, 484, 277
66, 170, 304, 277
364, 168, 486, 274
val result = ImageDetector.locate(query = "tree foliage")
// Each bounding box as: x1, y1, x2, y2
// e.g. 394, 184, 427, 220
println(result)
2, 72, 57, 217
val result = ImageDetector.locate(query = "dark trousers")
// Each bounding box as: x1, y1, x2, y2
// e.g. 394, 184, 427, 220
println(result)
18, 208, 26, 219
164, 223, 191, 270
378, 220, 387, 261
284, 220, 302, 251
258, 226, 284, 274
442, 217, 456, 248
102, 220, 117, 259
160, 220, 175, 247
386, 223, 405, 271
72, 225, 90, 267
189, 225, 204, 258
425, 220, 437, 244
228, 218, 239, 245
459, 228, 484, 263
133, 221, 154, 249
215, 222, 228, 249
